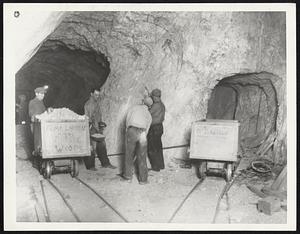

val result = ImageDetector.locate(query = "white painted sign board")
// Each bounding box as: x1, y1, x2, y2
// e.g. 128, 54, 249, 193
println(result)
190, 119, 239, 162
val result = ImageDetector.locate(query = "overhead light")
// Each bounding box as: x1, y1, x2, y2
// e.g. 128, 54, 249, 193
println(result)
44, 85, 49, 89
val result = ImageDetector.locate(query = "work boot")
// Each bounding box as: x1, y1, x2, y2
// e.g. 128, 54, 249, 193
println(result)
32, 160, 39, 169
32, 156, 40, 169
139, 181, 149, 185
103, 164, 117, 169
89, 167, 97, 171
150, 168, 160, 172
119, 174, 132, 183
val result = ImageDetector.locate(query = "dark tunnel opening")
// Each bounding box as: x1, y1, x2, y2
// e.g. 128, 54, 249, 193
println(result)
206, 72, 279, 154
15, 39, 110, 122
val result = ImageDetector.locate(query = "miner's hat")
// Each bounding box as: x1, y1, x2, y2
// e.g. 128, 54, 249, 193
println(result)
34, 87, 47, 94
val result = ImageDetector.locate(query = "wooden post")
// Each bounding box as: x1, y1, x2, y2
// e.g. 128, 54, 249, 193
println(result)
255, 88, 263, 134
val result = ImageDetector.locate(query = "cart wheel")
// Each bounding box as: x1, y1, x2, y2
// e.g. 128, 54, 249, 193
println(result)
196, 161, 207, 179
70, 160, 79, 178
200, 161, 207, 179
39, 161, 46, 175
50, 161, 55, 171
232, 162, 236, 171
226, 163, 233, 182
43, 161, 52, 179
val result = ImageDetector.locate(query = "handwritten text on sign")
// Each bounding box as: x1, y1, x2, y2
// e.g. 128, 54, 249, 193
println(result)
190, 123, 238, 160
195, 125, 231, 138
43, 122, 89, 156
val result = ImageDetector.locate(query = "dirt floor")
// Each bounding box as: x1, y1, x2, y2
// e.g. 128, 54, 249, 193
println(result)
15, 152, 287, 225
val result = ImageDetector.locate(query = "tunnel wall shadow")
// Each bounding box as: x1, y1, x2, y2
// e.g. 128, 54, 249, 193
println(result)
206, 72, 279, 155
15, 40, 110, 115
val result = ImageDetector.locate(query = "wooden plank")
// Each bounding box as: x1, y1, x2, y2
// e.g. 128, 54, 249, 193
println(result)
270, 165, 287, 191
261, 187, 287, 200
257, 132, 276, 155
246, 184, 268, 198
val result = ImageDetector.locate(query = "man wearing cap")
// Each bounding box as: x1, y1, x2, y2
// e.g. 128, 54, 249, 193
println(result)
28, 87, 54, 129
121, 96, 153, 185
84, 87, 116, 170
147, 88, 166, 172
28, 87, 47, 124
28, 86, 52, 168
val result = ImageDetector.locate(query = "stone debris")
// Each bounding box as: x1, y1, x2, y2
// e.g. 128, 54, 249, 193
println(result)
36, 108, 86, 120
157, 178, 164, 184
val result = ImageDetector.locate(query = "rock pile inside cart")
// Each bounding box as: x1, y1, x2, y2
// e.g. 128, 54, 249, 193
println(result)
36, 108, 86, 120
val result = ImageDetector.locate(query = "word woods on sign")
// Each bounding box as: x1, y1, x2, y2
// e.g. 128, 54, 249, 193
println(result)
42, 121, 89, 157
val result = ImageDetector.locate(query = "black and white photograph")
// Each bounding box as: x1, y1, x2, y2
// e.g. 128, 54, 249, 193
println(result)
3, 3, 296, 231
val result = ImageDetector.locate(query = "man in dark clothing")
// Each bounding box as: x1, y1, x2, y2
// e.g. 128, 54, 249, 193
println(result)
84, 87, 116, 170
28, 86, 52, 168
147, 88, 166, 172
16, 94, 29, 124
28, 87, 47, 124
28, 87, 54, 132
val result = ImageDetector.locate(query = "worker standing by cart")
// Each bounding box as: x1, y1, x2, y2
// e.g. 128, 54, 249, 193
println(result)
28, 86, 52, 168
29, 87, 47, 130
84, 87, 116, 170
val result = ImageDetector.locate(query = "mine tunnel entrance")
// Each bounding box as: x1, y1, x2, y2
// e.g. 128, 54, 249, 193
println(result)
15, 39, 110, 122
206, 72, 279, 154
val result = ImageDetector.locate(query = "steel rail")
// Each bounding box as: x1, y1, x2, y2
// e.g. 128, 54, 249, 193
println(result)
46, 179, 81, 222
34, 205, 40, 222
39, 180, 51, 222
212, 166, 241, 223
107, 144, 189, 157
75, 177, 129, 223
168, 156, 242, 224
168, 178, 205, 223
211, 181, 231, 224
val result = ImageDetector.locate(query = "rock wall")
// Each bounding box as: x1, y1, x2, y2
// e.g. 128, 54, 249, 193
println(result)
46, 11, 286, 161
12, 11, 66, 72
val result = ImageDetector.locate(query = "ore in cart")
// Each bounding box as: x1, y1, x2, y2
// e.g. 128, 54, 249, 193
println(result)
189, 119, 240, 182
32, 117, 91, 179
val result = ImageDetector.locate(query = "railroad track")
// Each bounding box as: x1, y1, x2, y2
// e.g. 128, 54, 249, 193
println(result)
39, 170, 239, 223
39, 177, 129, 222
168, 167, 240, 223
167, 178, 205, 223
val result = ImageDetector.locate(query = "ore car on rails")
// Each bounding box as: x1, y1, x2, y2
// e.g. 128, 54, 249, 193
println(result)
189, 119, 240, 182
33, 108, 90, 179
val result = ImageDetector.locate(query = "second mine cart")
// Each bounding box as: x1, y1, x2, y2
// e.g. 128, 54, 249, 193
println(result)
189, 119, 240, 181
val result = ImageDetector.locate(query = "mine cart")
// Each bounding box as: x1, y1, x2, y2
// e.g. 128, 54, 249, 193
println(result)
189, 119, 240, 182
33, 113, 90, 179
